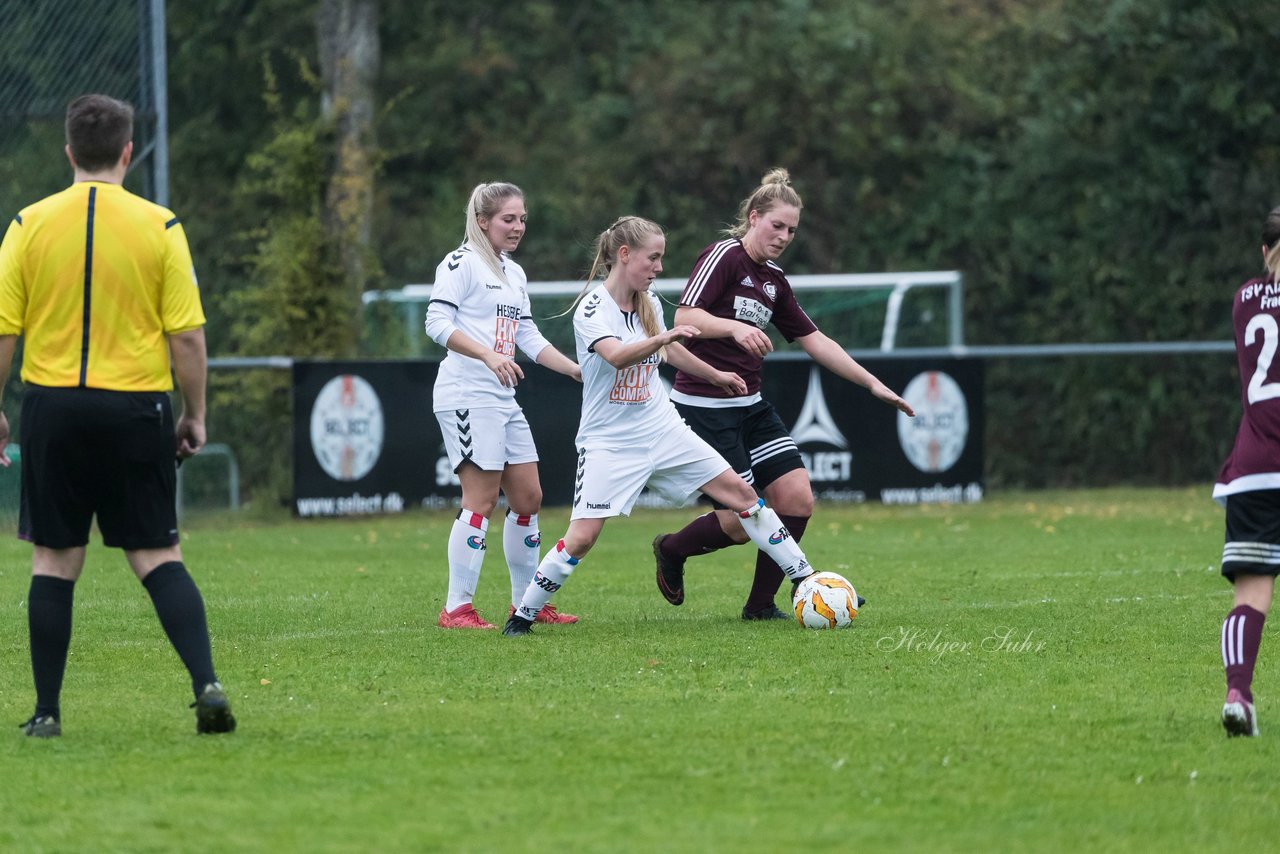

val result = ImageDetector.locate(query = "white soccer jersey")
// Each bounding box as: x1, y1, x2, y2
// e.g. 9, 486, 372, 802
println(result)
574, 284, 686, 449
426, 243, 551, 411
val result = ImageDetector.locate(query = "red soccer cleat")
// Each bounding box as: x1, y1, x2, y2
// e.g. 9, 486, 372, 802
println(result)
438, 603, 497, 630
509, 604, 579, 624
534, 603, 578, 624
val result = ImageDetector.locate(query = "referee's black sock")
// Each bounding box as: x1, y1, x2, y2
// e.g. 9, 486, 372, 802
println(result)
142, 562, 218, 698
29, 575, 76, 720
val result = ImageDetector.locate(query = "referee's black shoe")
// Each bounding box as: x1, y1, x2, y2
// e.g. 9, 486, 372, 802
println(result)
653, 534, 685, 606
19, 714, 61, 738
193, 682, 236, 734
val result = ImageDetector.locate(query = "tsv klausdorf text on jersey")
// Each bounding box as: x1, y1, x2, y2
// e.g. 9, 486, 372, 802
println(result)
1216, 274, 1280, 500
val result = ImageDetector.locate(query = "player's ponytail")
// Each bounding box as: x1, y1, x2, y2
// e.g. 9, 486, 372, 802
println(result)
464, 182, 524, 283
727, 168, 804, 238
1264, 205, 1280, 281
562, 217, 667, 354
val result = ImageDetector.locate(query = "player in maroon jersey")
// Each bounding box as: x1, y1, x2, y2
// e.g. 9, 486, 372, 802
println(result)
652, 169, 915, 619
1213, 205, 1280, 737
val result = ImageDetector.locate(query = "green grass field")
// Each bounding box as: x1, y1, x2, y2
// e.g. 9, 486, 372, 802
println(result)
0, 488, 1274, 852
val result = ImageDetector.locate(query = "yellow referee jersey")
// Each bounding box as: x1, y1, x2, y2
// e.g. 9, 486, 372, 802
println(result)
0, 181, 206, 391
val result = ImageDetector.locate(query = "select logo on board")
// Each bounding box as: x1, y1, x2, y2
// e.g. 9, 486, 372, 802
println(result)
310, 374, 385, 481
897, 371, 969, 473
791, 367, 853, 482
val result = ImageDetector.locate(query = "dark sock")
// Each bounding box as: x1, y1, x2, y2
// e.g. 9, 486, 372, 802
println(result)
663, 512, 737, 561
142, 562, 218, 697
1223, 604, 1266, 703
745, 514, 810, 612
29, 575, 75, 720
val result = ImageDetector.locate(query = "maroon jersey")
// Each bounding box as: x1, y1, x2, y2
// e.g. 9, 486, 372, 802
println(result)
1215, 274, 1280, 500
672, 239, 817, 399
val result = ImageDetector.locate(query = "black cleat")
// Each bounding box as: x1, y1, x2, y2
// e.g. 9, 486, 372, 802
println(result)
503, 614, 535, 636
741, 603, 791, 621
653, 534, 685, 606
193, 682, 236, 734
857, 595, 866, 608
790, 570, 816, 600
19, 715, 61, 738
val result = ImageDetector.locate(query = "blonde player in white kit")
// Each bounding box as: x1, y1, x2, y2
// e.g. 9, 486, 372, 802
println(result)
503, 216, 817, 636
425, 182, 582, 629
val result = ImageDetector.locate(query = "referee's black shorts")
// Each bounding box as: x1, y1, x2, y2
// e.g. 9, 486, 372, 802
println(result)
1222, 489, 1280, 581
673, 398, 804, 507
19, 384, 179, 550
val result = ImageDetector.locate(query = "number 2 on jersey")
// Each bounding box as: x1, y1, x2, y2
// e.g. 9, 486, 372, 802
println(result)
1246, 313, 1280, 403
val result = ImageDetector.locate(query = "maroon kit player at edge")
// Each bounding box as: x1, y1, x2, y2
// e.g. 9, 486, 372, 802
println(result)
652, 169, 915, 620
1213, 205, 1280, 738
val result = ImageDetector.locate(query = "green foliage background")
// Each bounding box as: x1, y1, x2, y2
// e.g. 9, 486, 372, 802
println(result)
3, 0, 1278, 498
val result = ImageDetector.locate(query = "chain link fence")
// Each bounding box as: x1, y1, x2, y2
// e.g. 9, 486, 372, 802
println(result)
0, 0, 166, 206
0, 0, 212, 527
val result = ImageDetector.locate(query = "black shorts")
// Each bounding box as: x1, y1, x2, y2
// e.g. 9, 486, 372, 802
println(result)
673, 399, 805, 508
19, 385, 179, 550
1222, 490, 1280, 580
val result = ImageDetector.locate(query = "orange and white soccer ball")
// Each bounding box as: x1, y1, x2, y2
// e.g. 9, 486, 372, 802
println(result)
792, 572, 860, 629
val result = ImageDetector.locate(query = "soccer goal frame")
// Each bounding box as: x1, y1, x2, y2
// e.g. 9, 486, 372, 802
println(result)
363, 271, 965, 353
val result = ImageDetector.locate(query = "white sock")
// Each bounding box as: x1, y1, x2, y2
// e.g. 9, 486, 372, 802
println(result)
515, 540, 579, 621
445, 509, 488, 612
737, 500, 812, 581
503, 510, 541, 606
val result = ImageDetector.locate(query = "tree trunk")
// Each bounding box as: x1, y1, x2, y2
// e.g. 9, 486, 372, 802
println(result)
317, 0, 379, 350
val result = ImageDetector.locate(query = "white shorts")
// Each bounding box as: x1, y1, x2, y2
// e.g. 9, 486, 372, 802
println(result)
435, 402, 539, 472
571, 425, 730, 519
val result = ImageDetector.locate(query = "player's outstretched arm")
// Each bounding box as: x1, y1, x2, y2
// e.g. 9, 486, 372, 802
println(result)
664, 342, 747, 396
796, 330, 915, 416
594, 326, 698, 370
674, 305, 772, 357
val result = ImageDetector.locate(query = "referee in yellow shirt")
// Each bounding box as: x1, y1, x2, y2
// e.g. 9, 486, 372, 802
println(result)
0, 94, 235, 737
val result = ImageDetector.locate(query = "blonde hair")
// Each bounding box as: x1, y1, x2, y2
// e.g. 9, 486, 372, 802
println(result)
566, 216, 669, 357
1265, 205, 1280, 281
464, 182, 524, 281
728, 168, 803, 238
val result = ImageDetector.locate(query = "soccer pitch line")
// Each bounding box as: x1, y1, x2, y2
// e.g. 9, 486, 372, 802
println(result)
927, 589, 1228, 612
979, 564, 1220, 581
89, 623, 424, 649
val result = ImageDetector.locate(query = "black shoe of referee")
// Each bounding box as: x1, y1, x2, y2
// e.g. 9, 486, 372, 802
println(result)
193, 682, 236, 734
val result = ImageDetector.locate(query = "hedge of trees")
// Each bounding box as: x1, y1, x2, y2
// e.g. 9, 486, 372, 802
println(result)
3, 0, 1278, 498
